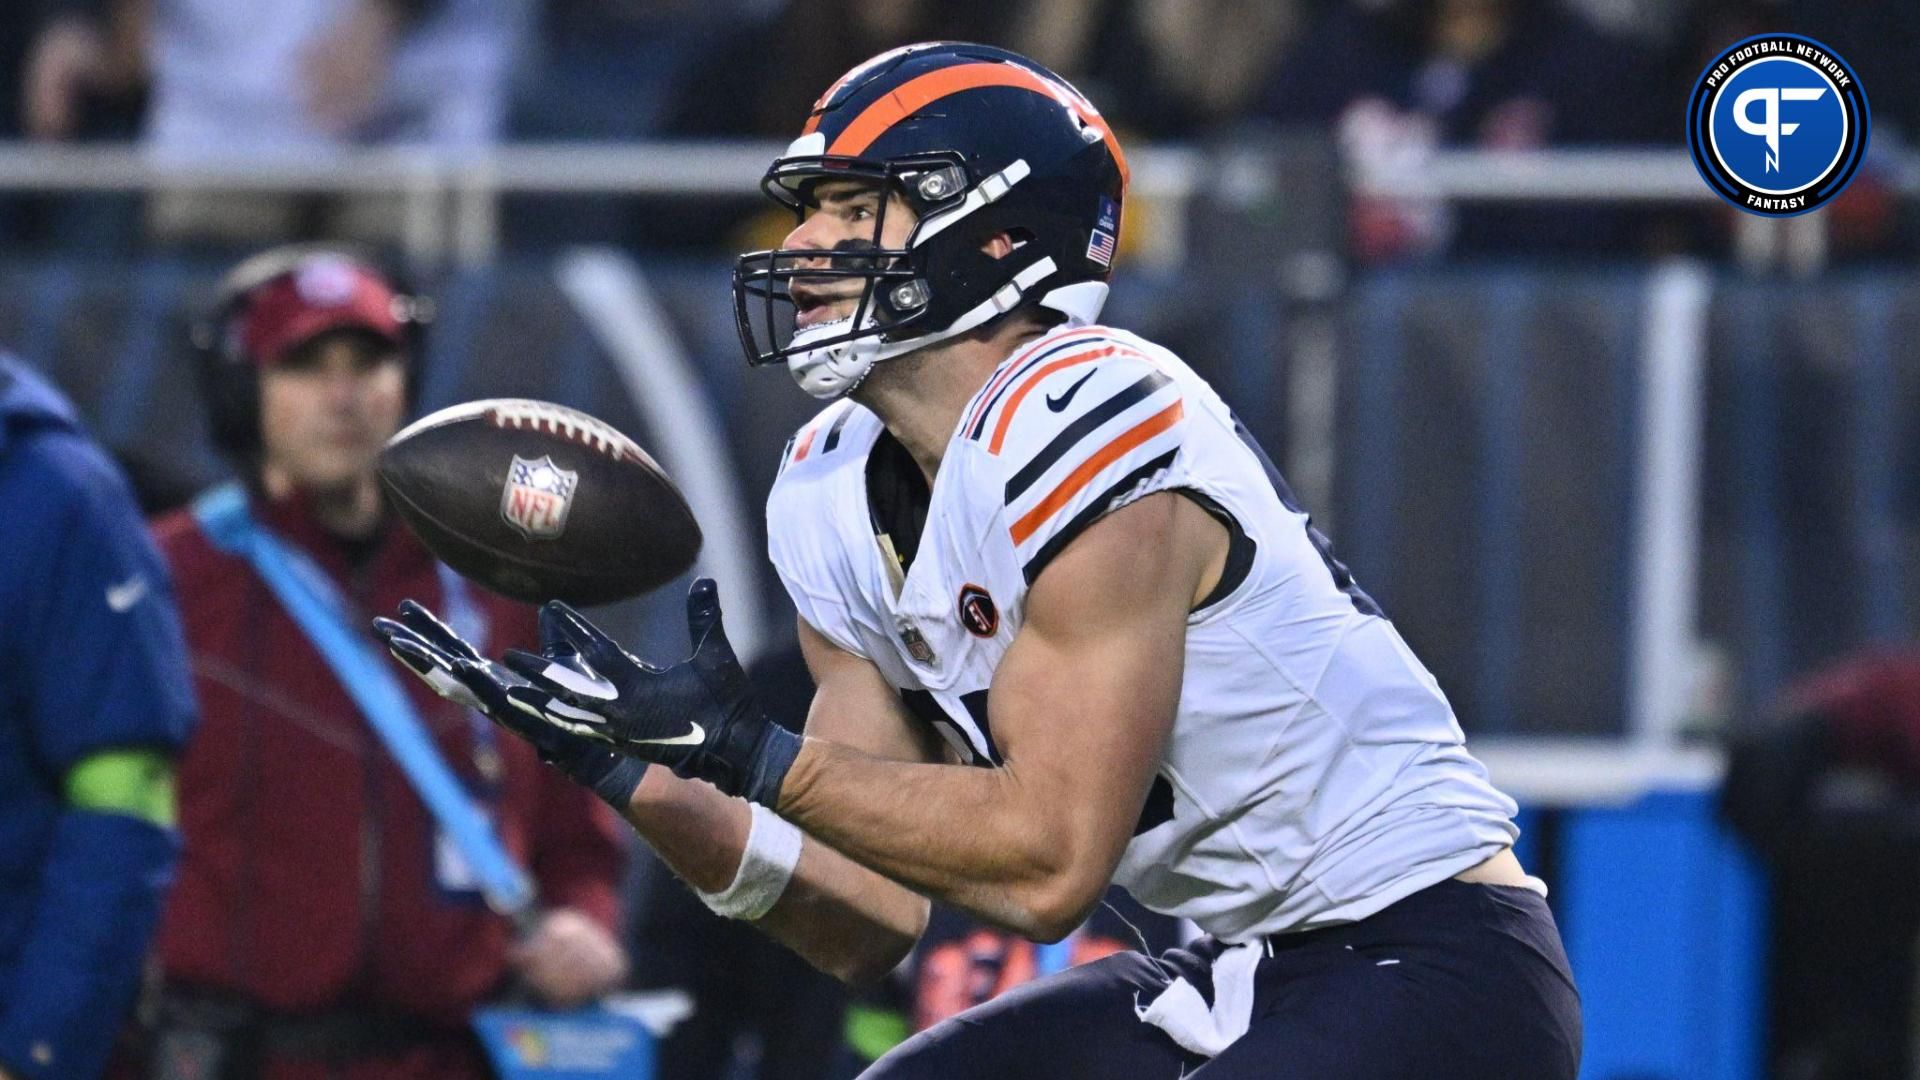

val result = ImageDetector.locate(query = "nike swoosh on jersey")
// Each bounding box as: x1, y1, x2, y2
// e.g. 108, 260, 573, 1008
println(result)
634, 721, 707, 747
106, 575, 149, 612
1045, 370, 1098, 412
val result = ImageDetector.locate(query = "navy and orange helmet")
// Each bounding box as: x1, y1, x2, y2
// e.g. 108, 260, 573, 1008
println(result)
732, 42, 1130, 399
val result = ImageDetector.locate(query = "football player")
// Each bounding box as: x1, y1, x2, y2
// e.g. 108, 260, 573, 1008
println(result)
378, 43, 1582, 1077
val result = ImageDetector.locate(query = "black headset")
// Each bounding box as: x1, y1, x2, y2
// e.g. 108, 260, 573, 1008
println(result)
192, 244, 433, 455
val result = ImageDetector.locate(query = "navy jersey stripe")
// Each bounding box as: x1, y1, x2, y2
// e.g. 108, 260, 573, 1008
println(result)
900, 688, 1001, 766
1004, 369, 1172, 502
1020, 448, 1178, 584
821, 408, 854, 454
967, 335, 1118, 441
1133, 775, 1176, 835
1229, 413, 1382, 617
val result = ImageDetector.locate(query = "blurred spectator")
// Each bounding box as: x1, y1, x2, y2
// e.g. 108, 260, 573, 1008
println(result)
135, 0, 534, 246
145, 0, 528, 151
567, 0, 1019, 251
13, 0, 145, 142
0, 0, 147, 252
1722, 648, 1920, 1080
1255, 0, 1665, 260
515, 0, 763, 140
128, 246, 626, 1077
664, 0, 1007, 140
0, 354, 196, 1080
501, 0, 769, 251
1002, 0, 1306, 140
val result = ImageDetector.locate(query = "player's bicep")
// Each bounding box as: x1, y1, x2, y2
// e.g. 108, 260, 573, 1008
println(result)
991, 493, 1222, 875
796, 616, 944, 765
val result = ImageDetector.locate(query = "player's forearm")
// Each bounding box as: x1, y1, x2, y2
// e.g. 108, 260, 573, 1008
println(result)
776, 738, 1104, 941
624, 766, 926, 984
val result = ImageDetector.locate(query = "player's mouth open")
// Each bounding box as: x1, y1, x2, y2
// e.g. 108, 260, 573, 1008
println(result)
791, 284, 856, 329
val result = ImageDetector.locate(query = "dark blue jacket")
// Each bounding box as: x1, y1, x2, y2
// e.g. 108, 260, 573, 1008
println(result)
0, 356, 195, 1079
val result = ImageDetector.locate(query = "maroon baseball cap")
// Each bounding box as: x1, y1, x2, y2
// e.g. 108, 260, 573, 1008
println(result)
238, 255, 409, 367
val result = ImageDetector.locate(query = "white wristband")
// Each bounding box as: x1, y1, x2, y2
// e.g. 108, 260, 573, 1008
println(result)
695, 802, 803, 921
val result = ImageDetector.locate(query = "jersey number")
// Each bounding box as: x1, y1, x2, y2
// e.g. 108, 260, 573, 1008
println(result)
1231, 414, 1382, 617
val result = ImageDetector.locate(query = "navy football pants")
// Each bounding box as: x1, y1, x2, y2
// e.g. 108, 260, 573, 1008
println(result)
862, 880, 1581, 1079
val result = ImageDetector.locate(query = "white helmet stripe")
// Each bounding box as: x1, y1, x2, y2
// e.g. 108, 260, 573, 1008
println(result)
911, 160, 1033, 246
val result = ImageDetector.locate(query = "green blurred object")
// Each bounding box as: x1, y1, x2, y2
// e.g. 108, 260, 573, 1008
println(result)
843, 1004, 909, 1063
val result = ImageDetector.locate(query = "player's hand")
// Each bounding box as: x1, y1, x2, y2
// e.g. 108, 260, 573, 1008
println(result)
511, 907, 628, 1009
500, 579, 801, 807
373, 601, 649, 811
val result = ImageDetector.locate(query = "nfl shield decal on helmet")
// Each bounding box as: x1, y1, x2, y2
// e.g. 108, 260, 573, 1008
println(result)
500, 455, 579, 540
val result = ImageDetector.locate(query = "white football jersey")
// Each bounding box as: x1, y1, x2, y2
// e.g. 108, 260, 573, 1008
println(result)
766, 323, 1519, 941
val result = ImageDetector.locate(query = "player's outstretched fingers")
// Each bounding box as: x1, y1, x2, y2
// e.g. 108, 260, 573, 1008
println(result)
377, 621, 451, 678
504, 685, 611, 741
539, 600, 624, 667
394, 599, 480, 662
538, 603, 585, 664
685, 577, 732, 656
502, 648, 618, 707
382, 629, 496, 714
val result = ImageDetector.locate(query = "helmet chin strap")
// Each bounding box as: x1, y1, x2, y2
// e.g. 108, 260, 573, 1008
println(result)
785, 315, 878, 399
787, 257, 1084, 401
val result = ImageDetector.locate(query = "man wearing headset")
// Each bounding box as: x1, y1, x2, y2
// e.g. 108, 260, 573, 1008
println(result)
139, 247, 626, 1079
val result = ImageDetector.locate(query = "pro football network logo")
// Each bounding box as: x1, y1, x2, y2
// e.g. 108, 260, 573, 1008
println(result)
1687, 34, 1868, 216
501, 454, 578, 540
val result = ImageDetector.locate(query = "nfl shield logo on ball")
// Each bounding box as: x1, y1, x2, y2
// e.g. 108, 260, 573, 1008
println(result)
501, 455, 579, 540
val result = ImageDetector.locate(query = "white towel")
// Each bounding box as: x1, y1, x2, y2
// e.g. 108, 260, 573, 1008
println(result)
1134, 940, 1263, 1058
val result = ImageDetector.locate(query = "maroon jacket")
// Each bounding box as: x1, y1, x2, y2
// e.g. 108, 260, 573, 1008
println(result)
1784, 647, 1920, 788
150, 490, 624, 1026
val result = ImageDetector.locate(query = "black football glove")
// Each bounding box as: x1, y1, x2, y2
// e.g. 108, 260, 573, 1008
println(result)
372, 601, 650, 811
499, 579, 800, 808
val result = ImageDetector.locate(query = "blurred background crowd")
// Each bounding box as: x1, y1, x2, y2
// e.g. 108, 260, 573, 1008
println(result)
0, 0, 1917, 259
2, 2, 1919, 1079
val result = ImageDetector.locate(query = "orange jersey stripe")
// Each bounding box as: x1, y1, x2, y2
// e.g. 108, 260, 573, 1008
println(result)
967, 322, 1121, 432
826, 63, 1130, 188
1009, 399, 1184, 546
792, 424, 820, 462
987, 345, 1128, 455
963, 326, 1114, 434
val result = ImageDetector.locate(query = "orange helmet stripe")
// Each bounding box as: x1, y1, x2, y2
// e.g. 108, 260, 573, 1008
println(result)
823, 62, 1130, 189
804, 44, 934, 136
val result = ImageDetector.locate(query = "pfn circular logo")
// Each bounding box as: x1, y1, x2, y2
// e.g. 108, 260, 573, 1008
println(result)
1688, 35, 1868, 216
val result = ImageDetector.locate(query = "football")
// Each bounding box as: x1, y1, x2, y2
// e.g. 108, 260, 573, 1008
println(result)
378, 398, 702, 605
